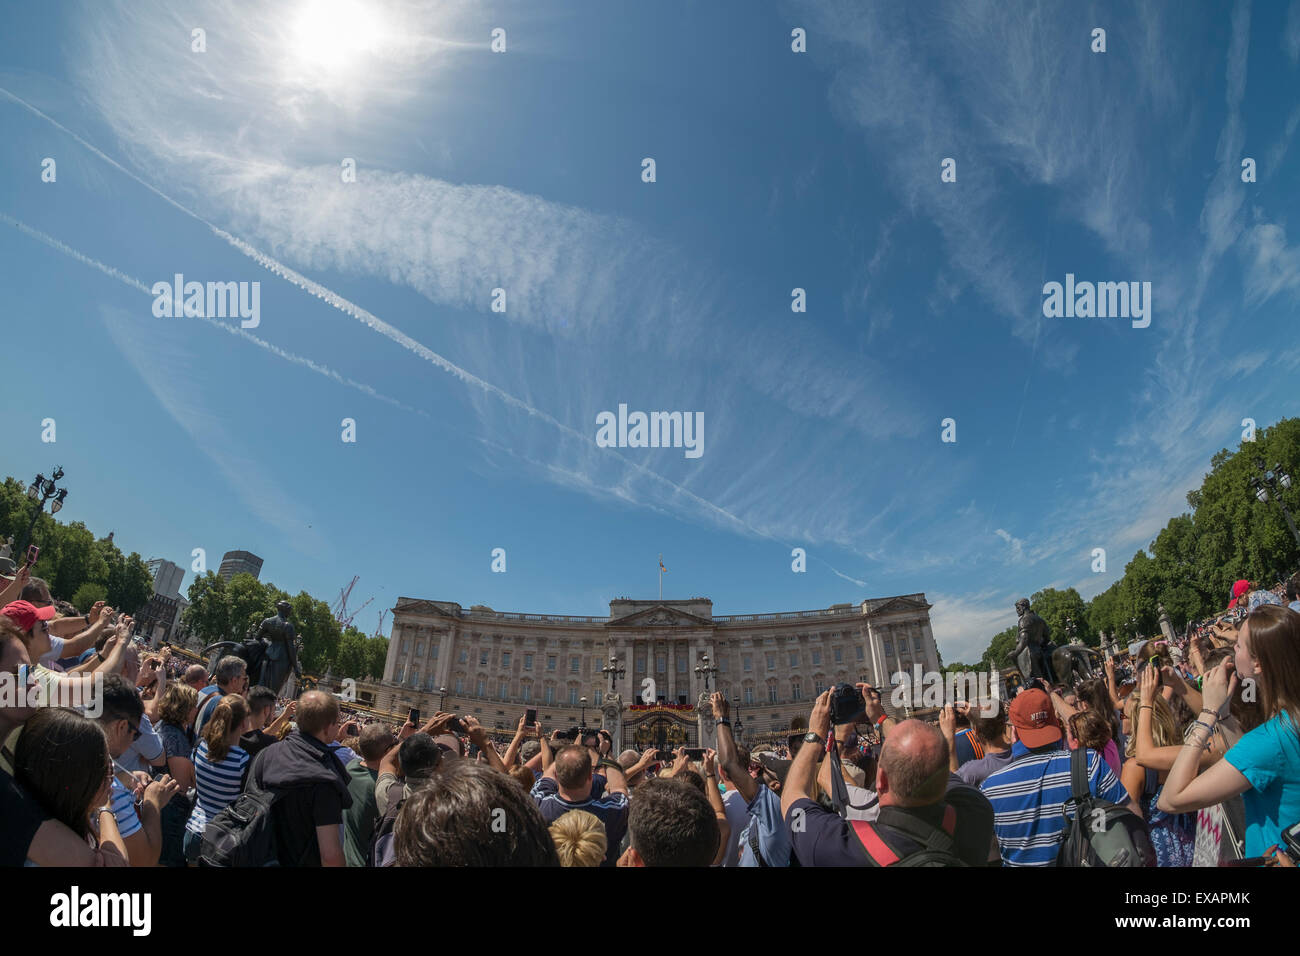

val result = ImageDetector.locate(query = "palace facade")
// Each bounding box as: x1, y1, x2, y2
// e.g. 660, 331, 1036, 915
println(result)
356, 593, 940, 750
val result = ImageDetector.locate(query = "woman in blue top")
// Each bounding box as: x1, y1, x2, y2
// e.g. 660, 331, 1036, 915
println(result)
183, 694, 251, 864
1159, 605, 1300, 861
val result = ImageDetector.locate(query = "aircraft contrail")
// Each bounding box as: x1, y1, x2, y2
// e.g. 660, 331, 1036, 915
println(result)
1, 87, 871, 588
1, 212, 424, 416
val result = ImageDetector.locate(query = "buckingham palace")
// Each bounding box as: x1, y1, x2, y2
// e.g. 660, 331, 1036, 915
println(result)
353, 593, 940, 750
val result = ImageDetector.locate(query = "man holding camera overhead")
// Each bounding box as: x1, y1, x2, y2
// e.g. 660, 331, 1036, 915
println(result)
779, 684, 997, 866
711, 692, 792, 866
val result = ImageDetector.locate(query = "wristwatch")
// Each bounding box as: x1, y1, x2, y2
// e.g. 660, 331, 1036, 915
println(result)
715, 718, 730, 727
803, 731, 824, 746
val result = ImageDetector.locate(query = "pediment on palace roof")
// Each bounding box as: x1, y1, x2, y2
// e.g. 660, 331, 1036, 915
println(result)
868, 595, 931, 616
605, 605, 715, 628
393, 598, 462, 619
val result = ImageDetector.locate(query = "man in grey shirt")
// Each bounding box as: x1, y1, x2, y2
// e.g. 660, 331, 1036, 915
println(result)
955, 702, 1015, 788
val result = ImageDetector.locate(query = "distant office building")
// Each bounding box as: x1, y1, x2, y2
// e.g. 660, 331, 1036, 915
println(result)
218, 550, 263, 581
146, 558, 185, 599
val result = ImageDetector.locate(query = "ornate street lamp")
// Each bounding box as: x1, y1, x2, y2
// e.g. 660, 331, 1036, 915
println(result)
21, 467, 68, 554
1249, 458, 1300, 550
600, 654, 625, 692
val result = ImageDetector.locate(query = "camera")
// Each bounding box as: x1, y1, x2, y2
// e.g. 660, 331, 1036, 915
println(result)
829, 683, 866, 725
447, 716, 468, 735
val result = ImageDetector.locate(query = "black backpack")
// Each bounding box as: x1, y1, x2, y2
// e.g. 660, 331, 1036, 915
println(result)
198, 764, 283, 867
849, 804, 968, 867
1057, 748, 1156, 867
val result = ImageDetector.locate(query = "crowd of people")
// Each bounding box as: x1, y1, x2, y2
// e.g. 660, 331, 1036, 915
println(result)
2, 561, 1299, 867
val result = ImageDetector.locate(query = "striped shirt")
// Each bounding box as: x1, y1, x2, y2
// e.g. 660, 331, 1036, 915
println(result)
185, 740, 249, 835
980, 741, 1128, 866
110, 776, 142, 840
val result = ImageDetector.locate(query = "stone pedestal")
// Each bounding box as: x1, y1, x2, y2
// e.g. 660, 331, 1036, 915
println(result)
600, 694, 623, 749
697, 692, 717, 749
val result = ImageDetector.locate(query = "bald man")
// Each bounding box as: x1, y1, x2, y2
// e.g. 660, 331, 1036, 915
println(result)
781, 691, 996, 866
248, 691, 353, 866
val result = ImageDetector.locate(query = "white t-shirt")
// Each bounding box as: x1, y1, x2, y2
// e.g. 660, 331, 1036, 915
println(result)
38, 635, 66, 666
720, 787, 750, 867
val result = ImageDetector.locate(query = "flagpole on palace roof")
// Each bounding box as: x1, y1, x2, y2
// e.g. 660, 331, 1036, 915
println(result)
658, 554, 665, 601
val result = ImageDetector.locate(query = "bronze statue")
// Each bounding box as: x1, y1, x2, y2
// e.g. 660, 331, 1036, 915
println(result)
1050, 643, 1102, 687
251, 600, 300, 695
1009, 598, 1055, 684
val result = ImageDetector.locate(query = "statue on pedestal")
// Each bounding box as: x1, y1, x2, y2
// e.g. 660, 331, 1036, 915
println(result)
252, 601, 301, 696
1009, 598, 1056, 685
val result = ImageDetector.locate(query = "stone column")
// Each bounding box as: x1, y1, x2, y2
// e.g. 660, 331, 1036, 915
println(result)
668, 640, 676, 703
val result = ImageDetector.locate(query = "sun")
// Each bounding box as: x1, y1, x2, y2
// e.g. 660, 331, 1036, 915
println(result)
289, 0, 384, 72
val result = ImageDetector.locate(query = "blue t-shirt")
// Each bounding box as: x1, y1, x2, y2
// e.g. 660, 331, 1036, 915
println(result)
737, 785, 791, 867
1224, 711, 1300, 857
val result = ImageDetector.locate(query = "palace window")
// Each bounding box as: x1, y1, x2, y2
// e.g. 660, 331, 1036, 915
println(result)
426, 675, 437, 692
855, 646, 864, 661
502, 651, 511, 667
394, 666, 404, 683
414, 640, 424, 657
743, 655, 752, 672
913, 636, 924, 651
522, 684, 532, 702
677, 656, 687, 673
812, 649, 822, 666
789, 651, 798, 667
498, 680, 509, 698
744, 687, 754, 705
768, 685, 778, 703
569, 687, 578, 705
480, 651, 489, 666
454, 678, 464, 694
571, 656, 580, 673
791, 680, 802, 701
545, 685, 556, 705
458, 650, 467, 664
547, 656, 556, 672
399, 639, 408, 654
475, 679, 485, 697
431, 644, 439, 660
834, 647, 842, 663
524, 654, 533, 670
766, 653, 775, 671
719, 658, 728, 673
883, 640, 893, 656
594, 691, 603, 707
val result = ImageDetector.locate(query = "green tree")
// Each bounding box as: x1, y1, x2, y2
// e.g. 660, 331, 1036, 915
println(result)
183, 572, 231, 644
335, 627, 368, 677
1028, 587, 1092, 646
290, 591, 341, 675
363, 636, 389, 679
71, 582, 108, 613
980, 625, 1018, 672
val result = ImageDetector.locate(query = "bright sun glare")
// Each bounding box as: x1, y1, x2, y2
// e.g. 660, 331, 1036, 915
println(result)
290, 0, 383, 71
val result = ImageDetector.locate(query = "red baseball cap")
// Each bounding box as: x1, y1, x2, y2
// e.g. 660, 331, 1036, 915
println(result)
1008, 689, 1062, 748
1228, 579, 1252, 609
1, 600, 57, 634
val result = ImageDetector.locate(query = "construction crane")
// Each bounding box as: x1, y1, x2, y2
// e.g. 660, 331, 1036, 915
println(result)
332, 576, 373, 629
373, 608, 388, 640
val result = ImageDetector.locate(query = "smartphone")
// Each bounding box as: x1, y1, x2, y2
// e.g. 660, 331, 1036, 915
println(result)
684, 748, 705, 761
25, 544, 38, 567
408, 708, 420, 726
654, 749, 675, 761
525, 708, 537, 726
1283, 819, 1300, 860
447, 716, 467, 735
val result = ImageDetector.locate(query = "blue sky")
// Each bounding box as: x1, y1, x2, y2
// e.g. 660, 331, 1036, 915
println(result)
3, 0, 1300, 663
